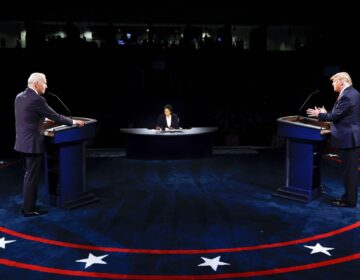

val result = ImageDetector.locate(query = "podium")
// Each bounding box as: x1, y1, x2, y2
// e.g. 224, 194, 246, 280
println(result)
273, 116, 330, 202
43, 117, 98, 209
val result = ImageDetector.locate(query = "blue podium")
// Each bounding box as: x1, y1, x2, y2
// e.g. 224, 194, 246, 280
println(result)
43, 117, 98, 209
274, 116, 330, 202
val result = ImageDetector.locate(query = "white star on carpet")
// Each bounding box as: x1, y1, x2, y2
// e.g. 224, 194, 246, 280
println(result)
0, 237, 16, 249
304, 243, 334, 256
198, 256, 230, 271
76, 253, 108, 268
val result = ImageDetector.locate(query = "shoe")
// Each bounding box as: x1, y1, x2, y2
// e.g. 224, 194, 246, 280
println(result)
331, 201, 356, 208
333, 197, 346, 203
21, 209, 48, 217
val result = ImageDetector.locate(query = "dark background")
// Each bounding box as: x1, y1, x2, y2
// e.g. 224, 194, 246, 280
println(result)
1, 1, 359, 157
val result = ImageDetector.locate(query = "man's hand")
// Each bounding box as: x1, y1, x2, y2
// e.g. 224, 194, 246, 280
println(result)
74, 120, 85, 127
306, 106, 327, 118
43, 119, 56, 129
317, 106, 327, 113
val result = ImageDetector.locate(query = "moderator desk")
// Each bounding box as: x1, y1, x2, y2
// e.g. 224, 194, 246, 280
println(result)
120, 127, 218, 158
43, 117, 98, 209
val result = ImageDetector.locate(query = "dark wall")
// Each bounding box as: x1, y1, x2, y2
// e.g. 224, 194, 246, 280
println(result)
1, 48, 357, 158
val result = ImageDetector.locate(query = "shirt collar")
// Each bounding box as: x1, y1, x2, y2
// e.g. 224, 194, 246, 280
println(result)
339, 84, 350, 96
28, 86, 39, 95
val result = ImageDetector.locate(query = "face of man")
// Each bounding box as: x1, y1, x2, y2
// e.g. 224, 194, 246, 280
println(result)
332, 79, 342, 93
35, 78, 48, 95
164, 108, 171, 117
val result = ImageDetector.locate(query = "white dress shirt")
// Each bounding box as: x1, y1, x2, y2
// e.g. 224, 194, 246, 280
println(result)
166, 115, 171, 127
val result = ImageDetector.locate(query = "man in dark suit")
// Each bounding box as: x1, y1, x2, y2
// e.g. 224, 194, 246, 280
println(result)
14, 72, 85, 217
155, 104, 179, 130
307, 72, 360, 207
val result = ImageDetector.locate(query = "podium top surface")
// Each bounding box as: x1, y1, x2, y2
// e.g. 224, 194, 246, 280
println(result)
278, 116, 330, 134
44, 117, 97, 137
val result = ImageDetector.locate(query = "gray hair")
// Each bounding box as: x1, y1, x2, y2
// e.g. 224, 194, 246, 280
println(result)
27, 72, 46, 86
330, 72, 352, 85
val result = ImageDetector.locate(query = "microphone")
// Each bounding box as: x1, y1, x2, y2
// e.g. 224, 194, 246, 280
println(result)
46, 91, 72, 118
297, 89, 320, 116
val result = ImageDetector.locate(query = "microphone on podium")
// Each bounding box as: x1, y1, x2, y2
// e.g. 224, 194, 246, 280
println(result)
46, 91, 72, 118
297, 89, 320, 116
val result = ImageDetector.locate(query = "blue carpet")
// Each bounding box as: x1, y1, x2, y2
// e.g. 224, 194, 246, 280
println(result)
0, 149, 359, 279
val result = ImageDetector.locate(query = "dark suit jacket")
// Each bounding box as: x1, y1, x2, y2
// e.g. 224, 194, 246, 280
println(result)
318, 86, 360, 149
14, 88, 73, 154
156, 113, 179, 129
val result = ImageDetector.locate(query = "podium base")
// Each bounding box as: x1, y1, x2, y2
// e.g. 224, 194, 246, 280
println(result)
273, 186, 324, 203
62, 192, 100, 210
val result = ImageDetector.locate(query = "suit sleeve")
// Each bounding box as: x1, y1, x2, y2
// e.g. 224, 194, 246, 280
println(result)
33, 96, 73, 126
172, 114, 179, 128
318, 96, 351, 122
156, 115, 162, 128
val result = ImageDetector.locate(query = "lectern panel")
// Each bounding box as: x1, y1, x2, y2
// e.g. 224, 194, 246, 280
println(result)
42, 116, 98, 209
274, 115, 329, 202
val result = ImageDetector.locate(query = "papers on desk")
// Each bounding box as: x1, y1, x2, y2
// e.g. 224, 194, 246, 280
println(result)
150, 128, 186, 133
44, 125, 70, 136
47, 124, 68, 131
159, 129, 184, 133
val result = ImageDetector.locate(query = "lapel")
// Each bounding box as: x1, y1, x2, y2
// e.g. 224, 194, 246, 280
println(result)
333, 86, 351, 109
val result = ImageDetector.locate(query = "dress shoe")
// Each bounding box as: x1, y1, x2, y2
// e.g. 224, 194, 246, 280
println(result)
21, 209, 48, 217
331, 201, 356, 208
333, 197, 346, 203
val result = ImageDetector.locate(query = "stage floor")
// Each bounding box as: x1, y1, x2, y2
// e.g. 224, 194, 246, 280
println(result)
0, 148, 359, 279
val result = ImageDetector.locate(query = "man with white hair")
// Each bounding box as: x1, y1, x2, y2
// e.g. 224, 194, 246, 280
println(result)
14, 72, 85, 217
307, 72, 360, 208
